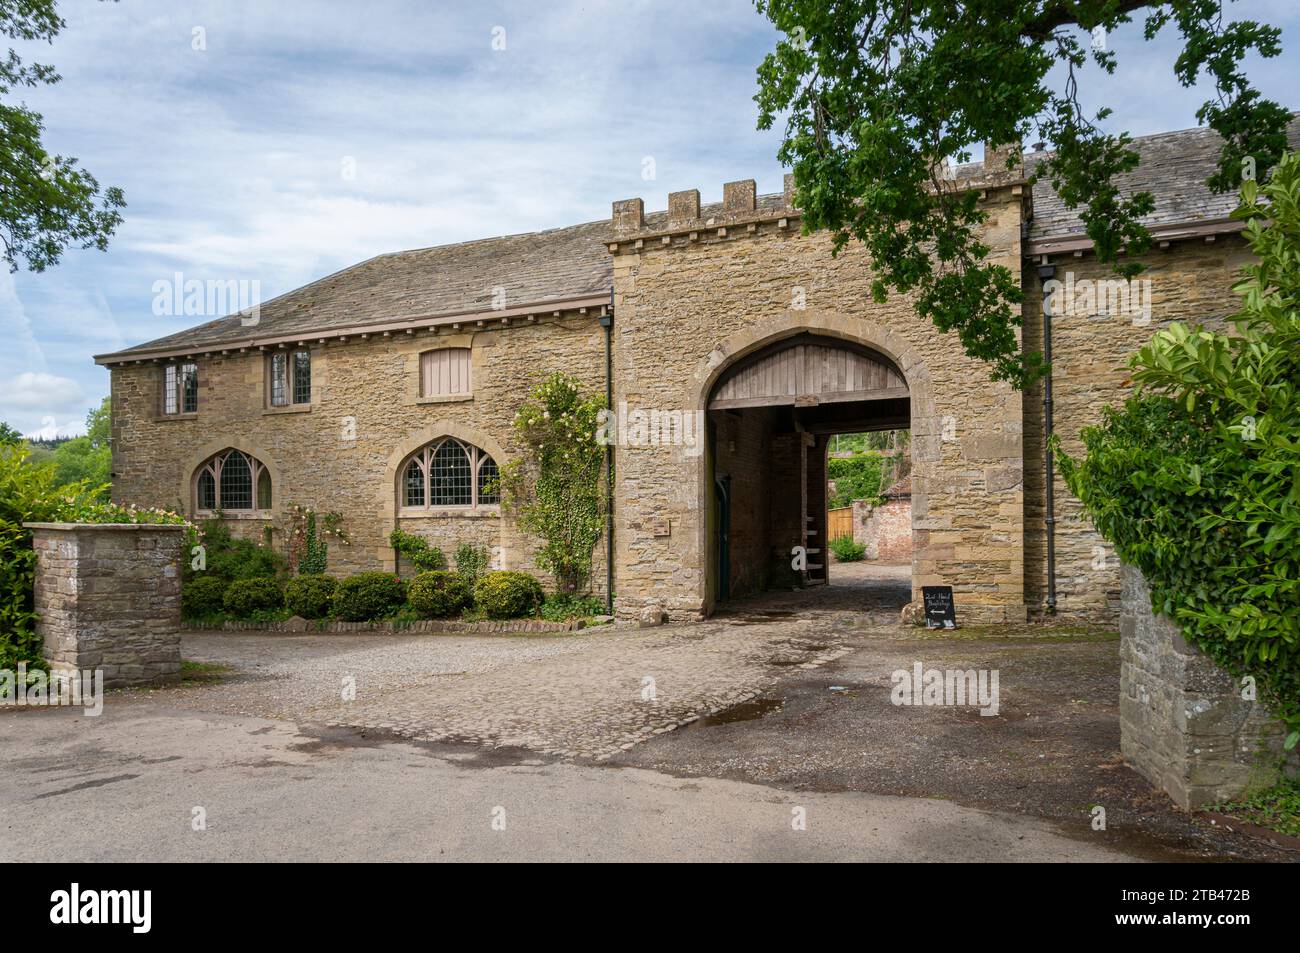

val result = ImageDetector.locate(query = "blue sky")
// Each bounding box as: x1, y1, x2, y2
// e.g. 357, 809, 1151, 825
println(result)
2, 0, 1297, 437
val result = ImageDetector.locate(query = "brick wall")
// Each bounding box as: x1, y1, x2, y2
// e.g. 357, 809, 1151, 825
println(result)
854, 497, 912, 562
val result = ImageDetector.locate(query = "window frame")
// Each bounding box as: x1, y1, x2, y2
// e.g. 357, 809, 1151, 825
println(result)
161, 361, 199, 416
398, 438, 500, 513
192, 449, 273, 517
267, 348, 312, 408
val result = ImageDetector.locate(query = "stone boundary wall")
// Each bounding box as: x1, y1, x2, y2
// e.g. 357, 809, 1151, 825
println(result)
1120, 563, 1297, 809
183, 616, 612, 635
852, 497, 912, 562
26, 522, 184, 688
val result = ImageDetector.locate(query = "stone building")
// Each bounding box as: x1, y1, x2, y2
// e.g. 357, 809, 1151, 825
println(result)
95, 120, 1299, 624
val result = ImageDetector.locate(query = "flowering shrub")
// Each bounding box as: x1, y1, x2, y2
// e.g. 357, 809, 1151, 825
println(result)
279, 503, 349, 574
501, 373, 606, 593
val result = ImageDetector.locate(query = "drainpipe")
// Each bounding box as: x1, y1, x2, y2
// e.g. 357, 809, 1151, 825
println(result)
1036, 261, 1057, 614
600, 289, 615, 616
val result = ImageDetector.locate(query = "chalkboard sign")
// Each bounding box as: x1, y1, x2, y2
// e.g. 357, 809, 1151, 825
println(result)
922, 586, 957, 629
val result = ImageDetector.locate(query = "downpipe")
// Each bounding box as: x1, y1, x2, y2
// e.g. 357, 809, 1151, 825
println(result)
1037, 261, 1057, 615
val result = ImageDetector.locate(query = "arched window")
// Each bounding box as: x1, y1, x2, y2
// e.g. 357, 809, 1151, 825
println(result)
193, 450, 272, 514
400, 438, 499, 510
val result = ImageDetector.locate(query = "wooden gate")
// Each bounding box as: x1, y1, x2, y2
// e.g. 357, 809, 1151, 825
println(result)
827, 506, 854, 541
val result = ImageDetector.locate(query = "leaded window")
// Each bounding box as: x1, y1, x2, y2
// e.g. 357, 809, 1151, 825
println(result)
477, 455, 500, 505
163, 362, 198, 415
193, 450, 272, 514
268, 349, 311, 407
399, 439, 499, 510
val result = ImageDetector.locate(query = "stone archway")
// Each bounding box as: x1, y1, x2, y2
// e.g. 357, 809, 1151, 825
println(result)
698, 326, 914, 613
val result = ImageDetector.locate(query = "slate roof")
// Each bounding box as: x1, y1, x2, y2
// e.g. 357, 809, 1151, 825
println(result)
109, 218, 614, 357
99, 119, 1298, 362
1026, 115, 1300, 242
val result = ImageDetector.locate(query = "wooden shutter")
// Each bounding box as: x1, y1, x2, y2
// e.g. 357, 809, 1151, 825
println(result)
420, 348, 472, 397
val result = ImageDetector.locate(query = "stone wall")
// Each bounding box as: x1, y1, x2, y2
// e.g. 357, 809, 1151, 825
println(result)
1119, 564, 1296, 810
609, 179, 1028, 622
1021, 240, 1250, 620
110, 317, 610, 595
26, 523, 185, 688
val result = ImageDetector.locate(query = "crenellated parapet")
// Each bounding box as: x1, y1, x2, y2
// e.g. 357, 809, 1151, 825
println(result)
608, 147, 1025, 253
607, 175, 801, 253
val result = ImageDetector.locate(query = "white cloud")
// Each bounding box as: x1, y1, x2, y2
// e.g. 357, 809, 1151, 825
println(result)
0, 373, 86, 413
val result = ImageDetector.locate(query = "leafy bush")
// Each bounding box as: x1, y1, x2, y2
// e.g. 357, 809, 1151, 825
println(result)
1211, 777, 1300, 837
182, 576, 228, 619
407, 570, 472, 618
540, 593, 607, 621
333, 572, 407, 621
1057, 154, 1300, 747
389, 529, 446, 573
186, 519, 285, 584
1, 445, 183, 673
284, 574, 337, 619
828, 534, 866, 562
473, 570, 544, 619
827, 453, 885, 509
453, 542, 491, 584
222, 577, 284, 618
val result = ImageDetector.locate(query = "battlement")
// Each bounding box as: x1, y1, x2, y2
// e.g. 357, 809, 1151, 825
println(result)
609, 174, 799, 248
610, 144, 1023, 247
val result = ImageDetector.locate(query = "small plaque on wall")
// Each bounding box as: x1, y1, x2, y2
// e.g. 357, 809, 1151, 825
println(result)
650, 518, 671, 538
922, 586, 957, 629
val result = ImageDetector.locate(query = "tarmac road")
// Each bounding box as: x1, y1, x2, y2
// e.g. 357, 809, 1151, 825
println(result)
0, 702, 1135, 863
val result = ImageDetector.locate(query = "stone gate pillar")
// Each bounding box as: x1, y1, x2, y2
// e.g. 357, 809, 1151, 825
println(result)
25, 522, 185, 688
1120, 564, 1297, 809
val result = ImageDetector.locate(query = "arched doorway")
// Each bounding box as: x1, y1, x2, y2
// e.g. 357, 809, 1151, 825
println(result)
705, 332, 910, 609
